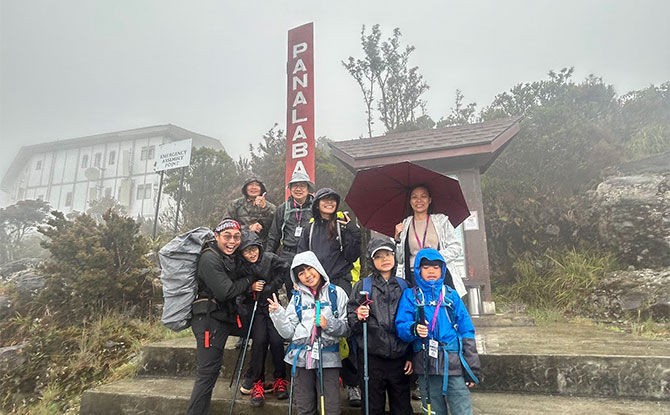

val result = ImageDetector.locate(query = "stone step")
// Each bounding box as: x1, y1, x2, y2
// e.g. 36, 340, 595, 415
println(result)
138, 323, 670, 400
80, 376, 669, 415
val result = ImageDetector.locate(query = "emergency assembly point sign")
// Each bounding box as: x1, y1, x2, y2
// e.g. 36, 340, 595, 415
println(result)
155, 139, 192, 171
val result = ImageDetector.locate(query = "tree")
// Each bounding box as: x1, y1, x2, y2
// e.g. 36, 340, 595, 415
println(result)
0, 199, 51, 263
343, 25, 430, 136
162, 147, 239, 231
248, 124, 288, 203
87, 196, 126, 223
37, 210, 156, 320
437, 90, 478, 128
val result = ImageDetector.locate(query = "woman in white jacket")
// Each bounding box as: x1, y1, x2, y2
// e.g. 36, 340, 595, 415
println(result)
268, 250, 349, 415
394, 185, 466, 297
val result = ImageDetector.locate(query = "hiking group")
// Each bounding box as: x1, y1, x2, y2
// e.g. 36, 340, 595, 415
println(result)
169, 171, 480, 415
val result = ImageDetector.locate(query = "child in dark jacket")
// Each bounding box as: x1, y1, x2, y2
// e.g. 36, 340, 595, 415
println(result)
395, 248, 480, 415
236, 230, 290, 407
347, 237, 413, 415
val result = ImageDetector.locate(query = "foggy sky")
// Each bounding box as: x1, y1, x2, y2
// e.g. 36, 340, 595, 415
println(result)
2, 0, 669, 205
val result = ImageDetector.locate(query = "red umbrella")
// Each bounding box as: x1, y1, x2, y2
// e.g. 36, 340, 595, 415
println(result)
345, 161, 470, 237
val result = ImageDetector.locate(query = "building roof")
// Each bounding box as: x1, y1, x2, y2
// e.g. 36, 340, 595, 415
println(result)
1, 124, 224, 191
329, 116, 522, 173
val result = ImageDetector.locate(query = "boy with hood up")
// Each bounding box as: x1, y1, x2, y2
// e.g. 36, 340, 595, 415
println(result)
395, 248, 480, 415
225, 178, 276, 245
236, 230, 290, 407
268, 251, 350, 415
347, 237, 413, 415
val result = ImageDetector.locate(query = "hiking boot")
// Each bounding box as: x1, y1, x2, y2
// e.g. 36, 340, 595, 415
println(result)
346, 385, 361, 407
250, 380, 265, 407
240, 378, 254, 395
273, 378, 289, 400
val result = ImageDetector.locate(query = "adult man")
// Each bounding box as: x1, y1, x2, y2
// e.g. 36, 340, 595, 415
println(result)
225, 178, 276, 245
186, 218, 255, 415
265, 171, 314, 297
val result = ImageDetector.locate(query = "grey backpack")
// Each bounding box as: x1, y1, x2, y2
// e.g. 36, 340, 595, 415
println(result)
159, 227, 214, 331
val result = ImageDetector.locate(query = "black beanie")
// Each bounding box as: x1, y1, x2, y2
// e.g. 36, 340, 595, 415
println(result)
420, 258, 442, 267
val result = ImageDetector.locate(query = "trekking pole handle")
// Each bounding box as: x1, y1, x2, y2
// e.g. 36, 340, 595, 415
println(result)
358, 291, 372, 321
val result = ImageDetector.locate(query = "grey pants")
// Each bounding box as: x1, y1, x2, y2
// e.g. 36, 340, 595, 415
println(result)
293, 366, 341, 415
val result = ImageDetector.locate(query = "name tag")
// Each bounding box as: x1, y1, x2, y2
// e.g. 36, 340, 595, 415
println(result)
312, 339, 320, 360
428, 339, 439, 359
294, 226, 303, 237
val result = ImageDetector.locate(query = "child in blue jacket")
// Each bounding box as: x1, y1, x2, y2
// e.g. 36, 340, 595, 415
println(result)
395, 248, 480, 415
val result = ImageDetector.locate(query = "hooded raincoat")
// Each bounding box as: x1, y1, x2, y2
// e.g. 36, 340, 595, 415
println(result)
269, 251, 350, 369
224, 178, 276, 243
395, 249, 480, 387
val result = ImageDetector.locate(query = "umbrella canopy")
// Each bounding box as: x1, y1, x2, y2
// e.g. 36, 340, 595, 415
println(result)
345, 161, 470, 237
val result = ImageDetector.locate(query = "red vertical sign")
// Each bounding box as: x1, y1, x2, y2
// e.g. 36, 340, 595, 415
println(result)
286, 23, 315, 193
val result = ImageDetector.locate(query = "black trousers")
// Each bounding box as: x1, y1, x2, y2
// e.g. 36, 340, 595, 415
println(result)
332, 276, 359, 388
186, 315, 241, 415
357, 351, 412, 415
243, 310, 287, 382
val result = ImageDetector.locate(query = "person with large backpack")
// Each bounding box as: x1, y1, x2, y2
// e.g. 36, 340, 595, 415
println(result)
267, 251, 350, 415
186, 218, 257, 415
297, 187, 363, 406
265, 171, 315, 298
347, 237, 413, 415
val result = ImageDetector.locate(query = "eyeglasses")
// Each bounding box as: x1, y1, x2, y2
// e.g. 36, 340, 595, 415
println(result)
220, 234, 241, 242
291, 182, 308, 189
372, 251, 394, 260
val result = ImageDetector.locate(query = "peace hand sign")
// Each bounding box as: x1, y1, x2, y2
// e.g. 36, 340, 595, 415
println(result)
267, 293, 281, 312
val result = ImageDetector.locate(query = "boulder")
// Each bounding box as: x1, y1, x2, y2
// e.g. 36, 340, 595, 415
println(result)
10, 270, 44, 297
0, 258, 42, 281
0, 343, 26, 378
583, 268, 670, 321
0, 295, 11, 320
592, 172, 669, 269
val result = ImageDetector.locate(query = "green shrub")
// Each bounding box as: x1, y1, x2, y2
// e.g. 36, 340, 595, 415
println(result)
494, 248, 617, 310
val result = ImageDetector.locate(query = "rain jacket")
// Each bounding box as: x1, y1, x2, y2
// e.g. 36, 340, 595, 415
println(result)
395, 248, 480, 385
224, 178, 276, 243
297, 188, 361, 285
269, 251, 350, 369
395, 213, 466, 297
347, 237, 411, 360
236, 230, 288, 314
266, 194, 314, 259
195, 240, 252, 323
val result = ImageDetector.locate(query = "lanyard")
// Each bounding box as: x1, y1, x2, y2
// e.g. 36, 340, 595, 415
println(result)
293, 200, 303, 224
412, 216, 430, 249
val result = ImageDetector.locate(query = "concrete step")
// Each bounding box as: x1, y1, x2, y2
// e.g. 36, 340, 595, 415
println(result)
138, 323, 670, 400
80, 376, 669, 415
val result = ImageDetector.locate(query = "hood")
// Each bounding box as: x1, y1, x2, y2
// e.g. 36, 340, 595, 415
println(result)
239, 229, 263, 254
290, 251, 331, 289
413, 248, 452, 293
311, 188, 341, 217
366, 237, 397, 274
241, 177, 267, 197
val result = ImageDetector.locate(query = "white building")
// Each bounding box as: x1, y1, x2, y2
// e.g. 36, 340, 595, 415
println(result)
1, 125, 223, 218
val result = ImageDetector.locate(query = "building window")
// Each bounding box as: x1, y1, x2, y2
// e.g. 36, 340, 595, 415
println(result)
35, 160, 42, 170
136, 184, 152, 200
140, 146, 155, 161
94, 153, 102, 167
81, 154, 89, 168
109, 151, 116, 165
89, 187, 97, 201
65, 192, 73, 207
105, 187, 112, 198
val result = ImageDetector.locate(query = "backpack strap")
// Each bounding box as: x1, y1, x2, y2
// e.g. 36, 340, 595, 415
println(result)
395, 277, 408, 291
308, 221, 314, 251
328, 283, 339, 318
293, 289, 302, 322
279, 201, 291, 245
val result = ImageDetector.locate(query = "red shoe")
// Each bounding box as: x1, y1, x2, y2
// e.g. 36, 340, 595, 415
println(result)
273, 378, 289, 400
250, 380, 265, 407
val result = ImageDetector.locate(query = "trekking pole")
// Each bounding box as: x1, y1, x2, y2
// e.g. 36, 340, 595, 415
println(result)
229, 285, 262, 415
315, 300, 326, 415
359, 291, 373, 415
418, 304, 431, 415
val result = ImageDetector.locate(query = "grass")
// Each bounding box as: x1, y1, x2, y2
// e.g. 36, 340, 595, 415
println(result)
1, 311, 186, 414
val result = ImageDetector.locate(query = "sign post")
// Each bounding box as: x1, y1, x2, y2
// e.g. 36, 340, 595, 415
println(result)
285, 23, 315, 196
153, 139, 193, 237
